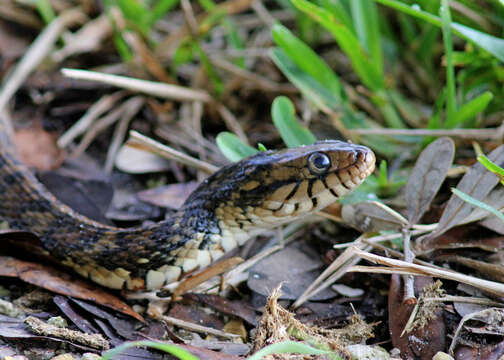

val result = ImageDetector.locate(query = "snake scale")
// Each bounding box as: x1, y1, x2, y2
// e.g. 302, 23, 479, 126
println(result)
0, 123, 375, 290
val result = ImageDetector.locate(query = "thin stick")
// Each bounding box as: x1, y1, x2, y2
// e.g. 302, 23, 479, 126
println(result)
128, 130, 219, 174
0, 9, 86, 113
402, 228, 416, 303
104, 96, 145, 174
61, 68, 212, 103
349, 126, 504, 140
162, 315, 239, 339
58, 91, 126, 148
350, 247, 504, 297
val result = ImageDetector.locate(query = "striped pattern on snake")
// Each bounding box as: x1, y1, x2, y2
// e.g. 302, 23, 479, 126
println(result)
0, 128, 375, 290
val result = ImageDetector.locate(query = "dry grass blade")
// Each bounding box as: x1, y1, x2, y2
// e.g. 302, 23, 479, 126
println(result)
349, 247, 504, 298
0, 9, 86, 113
406, 137, 455, 225
162, 315, 240, 339
57, 91, 126, 148
348, 127, 504, 140
61, 68, 212, 103
420, 145, 504, 246
128, 130, 219, 174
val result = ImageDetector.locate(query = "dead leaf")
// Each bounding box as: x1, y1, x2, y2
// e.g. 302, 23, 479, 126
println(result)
419, 145, 504, 251
406, 137, 455, 225
0, 256, 144, 323
342, 201, 408, 232
388, 275, 445, 359
168, 303, 224, 330
13, 125, 63, 171
248, 243, 336, 301
184, 293, 258, 326
137, 181, 199, 209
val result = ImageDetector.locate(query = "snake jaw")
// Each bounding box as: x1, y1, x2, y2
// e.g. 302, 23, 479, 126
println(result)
232, 142, 376, 227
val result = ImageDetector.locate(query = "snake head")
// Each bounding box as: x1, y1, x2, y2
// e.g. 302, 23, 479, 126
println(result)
187, 140, 375, 230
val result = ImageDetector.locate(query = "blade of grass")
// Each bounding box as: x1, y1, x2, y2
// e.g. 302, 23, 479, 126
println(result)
451, 91, 494, 127
375, 0, 504, 62
272, 24, 343, 102
146, 0, 180, 27
270, 48, 340, 112
101, 341, 198, 360
440, 0, 456, 126
36, 0, 56, 23
350, 0, 384, 79
478, 154, 504, 185
248, 341, 335, 360
451, 188, 504, 223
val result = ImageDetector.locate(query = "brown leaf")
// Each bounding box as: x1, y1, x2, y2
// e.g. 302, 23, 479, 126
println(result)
342, 201, 408, 232
184, 293, 258, 326
137, 181, 199, 209
406, 137, 455, 225
0, 256, 144, 323
13, 125, 63, 171
419, 145, 504, 250
168, 303, 224, 330
388, 275, 445, 359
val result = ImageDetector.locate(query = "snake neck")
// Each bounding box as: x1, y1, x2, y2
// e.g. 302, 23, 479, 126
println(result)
0, 144, 252, 289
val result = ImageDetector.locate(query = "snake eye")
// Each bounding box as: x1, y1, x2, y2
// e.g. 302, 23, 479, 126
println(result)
308, 152, 331, 175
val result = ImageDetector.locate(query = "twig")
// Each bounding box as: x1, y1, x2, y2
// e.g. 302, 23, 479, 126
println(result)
402, 228, 416, 303
61, 68, 212, 103
162, 315, 240, 339
104, 96, 145, 174
216, 104, 249, 145
128, 130, 219, 174
348, 126, 504, 140
0, 9, 86, 113
58, 91, 126, 148
424, 295, 503, 307
251, 0, 277, 27
210, 57, 297, 93
292, 239, 369, 309
350, 247, 504, 297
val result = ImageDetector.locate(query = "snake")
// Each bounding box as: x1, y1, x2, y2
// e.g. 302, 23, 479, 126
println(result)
0, 124, 375, 290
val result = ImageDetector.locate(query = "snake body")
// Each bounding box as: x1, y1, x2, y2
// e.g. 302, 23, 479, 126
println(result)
0, 128, 375, 290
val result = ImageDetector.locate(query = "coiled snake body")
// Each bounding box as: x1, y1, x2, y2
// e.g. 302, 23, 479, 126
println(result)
0, 127, 375, 290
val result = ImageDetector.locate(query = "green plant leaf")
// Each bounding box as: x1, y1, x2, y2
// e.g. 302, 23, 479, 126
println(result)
377, 160, 388, 187
36, 0, 55, 23
451, 188, 504, 223
146, 0, 180, 27
375, 0, 504, 62
216, 132, 258, 162
272, 24, 343, 102
271, 96, 317, 147
448, 91, 494, 127
478, 154, 504, 185
101, 341, 199, 360
248, 341, 336, 360
270, 48, 340, 112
